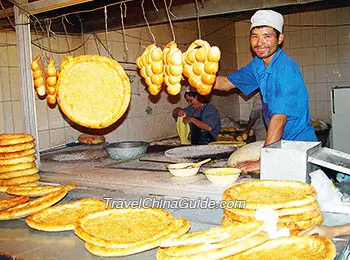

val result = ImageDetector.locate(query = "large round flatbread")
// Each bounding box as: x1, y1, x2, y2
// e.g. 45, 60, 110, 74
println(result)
223, 208, 322, 223
0, 133, 34, 146
0, 141, 35, 153
26, 198, 106, 231
156, 222, 269, 260
0, 195, 29, 210
57, 55, 131, 129
6, 184, 76, 197
0, 167, 38, 179
227, 141, 264, 167
0, 188, 67, 220
223, 180, 316, 209
0, 162, 35, 173
0, 148, 36, 159
0, 174, 40, 186
223, 236, 336, 260
225, 201, 320, 217
0, 154, 36, 165
74, 208, 175, 248
0, 181, 39, 192
85, 218, 191, 257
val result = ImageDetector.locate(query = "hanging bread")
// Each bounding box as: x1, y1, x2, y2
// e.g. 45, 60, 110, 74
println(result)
183, 40, 221, 95
56, 55, 131, 129
136, 44, 164, 95
163, 41, 183, 95
45, 59, 58, 105
30, 55, 46, 97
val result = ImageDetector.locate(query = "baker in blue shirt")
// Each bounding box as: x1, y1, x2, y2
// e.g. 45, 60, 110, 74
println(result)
183, 92, 221, 145
214, 9, 317, 173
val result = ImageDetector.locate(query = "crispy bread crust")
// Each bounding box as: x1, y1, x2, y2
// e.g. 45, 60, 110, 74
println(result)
0, 195, 29, 210
0, 148, 36, 160
26, 198, 106, 231
0, 188, 67, 220
0, 174, 40, 186
74, 208, 175, 248
223, 180, 316, 209
6, 184, 75, 197
222, 236, 336, 260
0, 142, 35, 153
85, 218, 191, 257
0, 167, 38, 179
0, 155, 36, 166
0, 134, 34, 146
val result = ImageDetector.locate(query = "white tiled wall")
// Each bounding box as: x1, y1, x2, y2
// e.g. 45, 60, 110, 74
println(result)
0, 17, 237, 149
235, 7, 350, 123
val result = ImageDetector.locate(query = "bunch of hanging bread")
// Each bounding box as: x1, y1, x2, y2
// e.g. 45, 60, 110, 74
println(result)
222, 180, 323, 235
30, 55, 131, 129
0, 133, 39, 188
137, 39, 221, 96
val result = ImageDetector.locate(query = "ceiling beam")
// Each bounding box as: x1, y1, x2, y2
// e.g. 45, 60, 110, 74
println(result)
19, 0, 94, 15
0, 7, 14, 20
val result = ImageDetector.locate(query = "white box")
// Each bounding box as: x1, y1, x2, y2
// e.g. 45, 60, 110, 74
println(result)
260, 140, 322, 183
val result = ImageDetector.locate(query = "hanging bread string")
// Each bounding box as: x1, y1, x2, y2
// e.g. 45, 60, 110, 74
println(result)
45, 60, 58, 105
136, 0, 164, 95
194, 0, 202, 39
62, 16, 73, 56
30, 56, 46, 97
162, 0, 183, 95
120, 3, 129, 61
104, 6, 111, 58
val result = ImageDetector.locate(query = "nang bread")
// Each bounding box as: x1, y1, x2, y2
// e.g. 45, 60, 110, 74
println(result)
0, 133, 34, 146
85, 218, 190, 257
222, 236, 336, 260
6, 184, 76, 197
0, 195, 29, 210
26, 198, 106, 231
0, 188, 67, 220
0, 148, 36, 160
74, 208, 175, 249
223, 180, 316, 209
57, 55, 131, 129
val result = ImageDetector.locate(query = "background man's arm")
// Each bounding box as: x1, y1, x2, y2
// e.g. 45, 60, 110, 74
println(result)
264, 114, 287, 146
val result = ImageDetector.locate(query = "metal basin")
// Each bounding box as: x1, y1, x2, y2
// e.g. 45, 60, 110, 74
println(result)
104, 141, 149, 160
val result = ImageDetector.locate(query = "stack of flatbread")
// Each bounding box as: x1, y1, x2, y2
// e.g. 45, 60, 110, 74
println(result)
157, 222, 269, 259
74, 208, 190, 257
0, 133, 39, 188
0, 185, 75, 220
222, 180, 323, 235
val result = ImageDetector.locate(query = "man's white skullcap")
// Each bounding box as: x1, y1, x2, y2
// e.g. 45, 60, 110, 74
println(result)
250, 10, 284, 33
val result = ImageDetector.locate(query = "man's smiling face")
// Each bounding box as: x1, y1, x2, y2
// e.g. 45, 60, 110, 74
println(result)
250, 26, 284, 65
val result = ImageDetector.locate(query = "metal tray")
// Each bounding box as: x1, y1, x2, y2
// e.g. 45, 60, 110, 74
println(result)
164, 145, 237, 160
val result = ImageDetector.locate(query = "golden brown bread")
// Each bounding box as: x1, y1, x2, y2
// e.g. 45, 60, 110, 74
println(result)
0, 154, 36, 166
31, 55, 46, 96
0, 188, 67, 220
74, 208, 176, 249
0, 174, 40, 186
0, 148, 36, 160
163, 41, 183, 95
57, 55, 131, 129
26, 198, 106, 231
78, 134, 105, 145
223, 236, 336, 260
223, 180, 316, 209
0, 195, 29, 210
0, 167, 38, 179
45, 59, 58, 105
85, 218, 190, 257
0, 133, 34, 146
0, 142, 35, 153
6, 184, 75, 197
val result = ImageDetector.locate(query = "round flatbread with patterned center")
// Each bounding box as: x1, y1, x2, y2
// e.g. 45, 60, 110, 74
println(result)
223, 180, 316, 209
0, 148, 36, 160
222, 236, 336, 260
57, 55, 131, 129
0, 195, 29, 210
0, 133, 34, 146
26, 198, 106, 231
74, 208, 175, 248
6, 184, 75, 197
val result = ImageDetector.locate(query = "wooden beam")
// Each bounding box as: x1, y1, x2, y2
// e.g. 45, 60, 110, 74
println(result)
0, 7, 14, 20
19, 0, 93, 15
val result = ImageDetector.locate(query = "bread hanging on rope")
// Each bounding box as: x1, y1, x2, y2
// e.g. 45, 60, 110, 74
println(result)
183, 39, 221, 95
163, 41, 183, 95
31, 55, 46, 97
136, 44, 164, 95
45, 59, 58, 105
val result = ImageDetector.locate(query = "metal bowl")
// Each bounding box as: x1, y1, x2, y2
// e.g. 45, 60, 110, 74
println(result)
104, 141, 149, 160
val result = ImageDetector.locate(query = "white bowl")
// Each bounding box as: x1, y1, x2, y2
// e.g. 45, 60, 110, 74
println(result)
203, 168, 241, 187
167, 163, 200, 177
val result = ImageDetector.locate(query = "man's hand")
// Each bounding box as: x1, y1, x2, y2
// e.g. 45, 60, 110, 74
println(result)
298, 225, 337, 239
213, 76, 235, 91
183, 117, 193, 124
236, 159, 260, 174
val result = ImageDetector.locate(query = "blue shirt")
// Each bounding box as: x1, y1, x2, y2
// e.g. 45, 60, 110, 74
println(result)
192, 103, 221, 139
184, 106, 195, 117
228, 48, 317, 141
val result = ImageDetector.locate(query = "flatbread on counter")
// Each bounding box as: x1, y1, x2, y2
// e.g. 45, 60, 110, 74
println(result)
223, 236, 336, 260
26, 198, 106, 231
6, 184, 76, 197
0, 195, 29, 211
0, 188, 67, 220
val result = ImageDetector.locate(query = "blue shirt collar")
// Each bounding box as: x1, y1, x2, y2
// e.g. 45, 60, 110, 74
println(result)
255, 47, 283, 75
